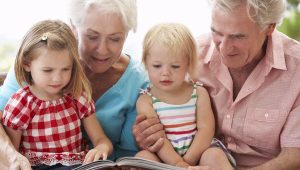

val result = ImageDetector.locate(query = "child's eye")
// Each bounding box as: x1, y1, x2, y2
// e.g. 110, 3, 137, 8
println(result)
152, 64, 161, 68
63, 68, 71, 71
171, 65, 180, 69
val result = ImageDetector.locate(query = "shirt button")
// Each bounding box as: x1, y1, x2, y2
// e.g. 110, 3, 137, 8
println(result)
265, 113, 269, 118
226, 114, 230, 119
227, 137, 232, 142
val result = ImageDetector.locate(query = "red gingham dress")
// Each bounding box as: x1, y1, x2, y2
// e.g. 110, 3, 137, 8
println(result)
2, 86, 95, 166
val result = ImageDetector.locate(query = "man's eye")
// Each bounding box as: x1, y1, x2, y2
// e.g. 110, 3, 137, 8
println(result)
232, 35, 245, 39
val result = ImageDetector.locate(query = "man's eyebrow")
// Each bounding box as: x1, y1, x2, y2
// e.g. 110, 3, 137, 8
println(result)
210, 27, 222, 35
211, 27, 246, 38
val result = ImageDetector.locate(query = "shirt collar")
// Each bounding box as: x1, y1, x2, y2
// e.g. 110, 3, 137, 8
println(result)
265, 30, 287, 70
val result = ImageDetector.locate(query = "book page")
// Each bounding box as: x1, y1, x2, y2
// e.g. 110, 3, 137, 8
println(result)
73, 160, 116, 170
116, 157, 186, 170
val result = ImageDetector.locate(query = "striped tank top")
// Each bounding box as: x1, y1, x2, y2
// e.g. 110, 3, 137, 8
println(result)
140, 82, 202, 155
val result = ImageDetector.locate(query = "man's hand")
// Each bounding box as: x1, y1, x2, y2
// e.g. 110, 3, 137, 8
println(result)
132, 114, 165, 152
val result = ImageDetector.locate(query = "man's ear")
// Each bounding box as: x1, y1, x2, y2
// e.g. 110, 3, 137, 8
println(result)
69, 19, 78, 39
266, 23, 276, 36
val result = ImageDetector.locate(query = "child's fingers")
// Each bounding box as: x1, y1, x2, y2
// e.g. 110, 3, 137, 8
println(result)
83, 150, 94, 164
102, 152, 108, 160
92, 151, 106, 161
84, 149, 108, 163
93, 152, 101, 162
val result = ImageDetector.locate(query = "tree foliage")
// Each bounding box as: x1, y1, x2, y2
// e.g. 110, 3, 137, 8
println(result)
277, 0, 300, 42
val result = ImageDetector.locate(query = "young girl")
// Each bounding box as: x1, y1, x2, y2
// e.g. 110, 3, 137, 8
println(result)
2, 20, 113, 169
135, 23, 235, 169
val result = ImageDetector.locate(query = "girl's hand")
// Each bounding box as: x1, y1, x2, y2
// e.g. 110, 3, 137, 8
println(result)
83, 145, 110, 164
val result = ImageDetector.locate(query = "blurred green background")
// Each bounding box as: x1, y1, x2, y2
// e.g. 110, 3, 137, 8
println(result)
0, 0, 299, 73
277, 0, 300, 42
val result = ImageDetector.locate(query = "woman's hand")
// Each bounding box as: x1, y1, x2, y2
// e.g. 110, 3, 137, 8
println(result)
10, 152, 32, 170
132, 114, 165, 152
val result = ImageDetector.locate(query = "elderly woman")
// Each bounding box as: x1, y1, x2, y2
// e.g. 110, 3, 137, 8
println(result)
0, 0, 148, 167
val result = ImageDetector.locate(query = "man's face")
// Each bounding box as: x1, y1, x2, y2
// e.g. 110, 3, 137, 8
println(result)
210, 4, 273, 69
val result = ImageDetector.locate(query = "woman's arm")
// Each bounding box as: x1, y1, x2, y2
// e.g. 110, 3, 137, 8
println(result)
82, 114, 113, 163
183, 87, 215, 165
4, 126, 22, 150
0, 115, 31, 170
0, 66, 20, 111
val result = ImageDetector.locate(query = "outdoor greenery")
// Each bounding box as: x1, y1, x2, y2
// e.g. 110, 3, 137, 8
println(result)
277, 0, 300, 41
0, 42, 15, 73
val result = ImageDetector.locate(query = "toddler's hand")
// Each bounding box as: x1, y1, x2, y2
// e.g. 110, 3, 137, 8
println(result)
176, 161, 190, 168
188, 165, 214, 170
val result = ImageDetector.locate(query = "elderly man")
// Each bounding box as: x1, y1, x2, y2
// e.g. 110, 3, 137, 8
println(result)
133, 0, 300, 169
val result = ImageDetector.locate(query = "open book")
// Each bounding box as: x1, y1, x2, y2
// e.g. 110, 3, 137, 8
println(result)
73, 156, 186, 170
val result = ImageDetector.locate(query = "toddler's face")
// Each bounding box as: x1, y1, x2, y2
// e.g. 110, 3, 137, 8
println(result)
145, 43, 189, 93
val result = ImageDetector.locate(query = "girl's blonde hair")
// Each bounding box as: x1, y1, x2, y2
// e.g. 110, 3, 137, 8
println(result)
142, 23, 198, 79
14, 19, 92, 101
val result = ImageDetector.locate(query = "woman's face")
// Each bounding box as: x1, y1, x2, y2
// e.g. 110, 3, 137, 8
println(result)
75, 6, 128, 74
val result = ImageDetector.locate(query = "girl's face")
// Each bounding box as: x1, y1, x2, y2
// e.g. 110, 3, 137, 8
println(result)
75, 7, 128, 74
145, 43, 189, 93
24, 48, 73, 100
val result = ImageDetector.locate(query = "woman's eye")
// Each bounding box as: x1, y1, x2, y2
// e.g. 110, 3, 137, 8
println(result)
109, 38, 120, 42
87, 35, 98, 40
43, 70, 52, 73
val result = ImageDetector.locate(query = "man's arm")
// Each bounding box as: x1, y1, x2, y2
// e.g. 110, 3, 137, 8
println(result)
241, 147, 300, 170
132, 114, 164, 152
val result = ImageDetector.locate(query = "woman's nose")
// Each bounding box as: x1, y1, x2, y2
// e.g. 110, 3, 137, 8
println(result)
96, 39, 108, 55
